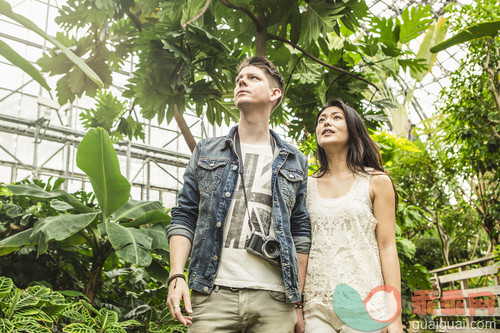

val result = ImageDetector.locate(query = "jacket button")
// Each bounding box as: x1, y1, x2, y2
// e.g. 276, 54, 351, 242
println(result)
213, 255, 218, 261
232, 165, 237, 171
216, 222, 222, 228
203, 286, 208, 292
225, 192, 231, 197
209, 162, 215, 166
289, 173, 294, 178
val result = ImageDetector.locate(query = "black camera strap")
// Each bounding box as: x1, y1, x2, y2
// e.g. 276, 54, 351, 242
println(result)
234, 131, 275, 232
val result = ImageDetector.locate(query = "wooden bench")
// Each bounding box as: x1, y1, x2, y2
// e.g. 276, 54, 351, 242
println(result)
427, 255, 499, 332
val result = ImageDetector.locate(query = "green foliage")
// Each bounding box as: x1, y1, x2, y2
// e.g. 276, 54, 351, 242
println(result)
411, 17, 449, 81
36, 31, 112, 105
0, 0, 102, 88
0, 128, 171, 303
80, 91, 144, 141
76, 128, 131, 218
0, 179, 94, 292
0, 40, 51, 94
430, 20, 500, 53
126, 304, 187, 333
0, 276, 145, 333
433, 0, 500, 247
34, 0, 439, 142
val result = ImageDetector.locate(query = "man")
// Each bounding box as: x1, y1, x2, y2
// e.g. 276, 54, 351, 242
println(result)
166, 56, 310, 332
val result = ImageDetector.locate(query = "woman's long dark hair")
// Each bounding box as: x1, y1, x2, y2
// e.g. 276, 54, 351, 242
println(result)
313, 98, 398, 210
314, 98, 383, 177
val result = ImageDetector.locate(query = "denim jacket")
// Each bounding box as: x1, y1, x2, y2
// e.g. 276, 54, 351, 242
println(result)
167, 125, 311, 303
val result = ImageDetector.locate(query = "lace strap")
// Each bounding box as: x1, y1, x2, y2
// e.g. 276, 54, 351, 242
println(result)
351, 169, 373, 208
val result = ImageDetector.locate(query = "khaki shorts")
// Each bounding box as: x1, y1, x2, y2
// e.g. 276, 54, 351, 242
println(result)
188, 286, 296, 333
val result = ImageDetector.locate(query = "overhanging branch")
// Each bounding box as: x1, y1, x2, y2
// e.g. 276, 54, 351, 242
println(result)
268, 33, 378, 91
219, 0, 264, 31
182, 0, 212, 29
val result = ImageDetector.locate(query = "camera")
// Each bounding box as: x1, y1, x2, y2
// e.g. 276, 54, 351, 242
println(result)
245, 231, 281, 265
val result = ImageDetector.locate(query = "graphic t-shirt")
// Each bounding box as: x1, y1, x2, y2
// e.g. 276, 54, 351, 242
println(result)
214, 142, 285, 292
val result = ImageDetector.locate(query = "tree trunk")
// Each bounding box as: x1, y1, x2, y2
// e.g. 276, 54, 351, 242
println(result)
175, 6, 268, 153
255, 12, 267, 56
174, 105, 196, 152
433, 210, 451, 266
83, 243, 112, 303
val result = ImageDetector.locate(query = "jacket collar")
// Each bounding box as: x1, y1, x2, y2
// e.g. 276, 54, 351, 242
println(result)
222, 125, 298, 154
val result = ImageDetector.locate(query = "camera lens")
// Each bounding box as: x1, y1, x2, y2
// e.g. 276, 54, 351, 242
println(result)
263, 240, 280, 259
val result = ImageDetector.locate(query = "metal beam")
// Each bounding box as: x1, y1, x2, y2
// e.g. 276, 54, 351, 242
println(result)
0, 113, 190, 168
0, 159, 180, 194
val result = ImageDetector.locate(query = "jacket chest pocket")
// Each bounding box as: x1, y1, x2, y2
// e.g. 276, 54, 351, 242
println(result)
278, 168, 304, 210
197, 158, 229, 192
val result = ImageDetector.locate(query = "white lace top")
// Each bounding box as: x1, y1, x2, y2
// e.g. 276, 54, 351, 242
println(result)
304, 170, 384, 311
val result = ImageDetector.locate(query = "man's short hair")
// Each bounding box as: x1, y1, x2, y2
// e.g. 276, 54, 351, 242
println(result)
237, 56, 285, 109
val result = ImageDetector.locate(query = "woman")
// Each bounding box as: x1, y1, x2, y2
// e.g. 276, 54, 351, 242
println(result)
300, 99, 403, 333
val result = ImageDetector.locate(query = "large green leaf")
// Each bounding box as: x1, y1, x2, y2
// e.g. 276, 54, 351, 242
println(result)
62, 323, 96, 333
0, 277, 14, 296
0, 318, 14, 333
430, 20, 500, 53
301, 1, 344, 45
120, 210, 171, 228
31, 212, 99, 255
50, 200, 74, 211
411, 17, 449, 81
13, 293, 39, 309
10, 316, 38, 330
6, 184, 92, 213
112, 200, 163, 222
398, 5, 433, 44
145, 259, 169, 284
105, 223, 152, 266
0, 229, 35, 255
0, 0, 103, 86
97, 308, 118, 329
141, 224, 169, 252
13, 323, 51, 333
103, 326, 127, 333
76, 128, 131, 217
114, 319, 141, 328
0, 39, 51, 94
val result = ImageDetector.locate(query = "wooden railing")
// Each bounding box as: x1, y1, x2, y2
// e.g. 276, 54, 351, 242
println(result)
427, 255, 499, 331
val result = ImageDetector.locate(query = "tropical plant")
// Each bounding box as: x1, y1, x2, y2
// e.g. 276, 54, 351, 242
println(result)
0, 178, 94, 292
0, 276, 145, 333
0, 128, 171, 303
430, 19, 500, 53
361, 7, 448, 138
0, 0, 103, 96
0, 276, 64, 332
432, 0, 500, 249
34, 0, 438, 147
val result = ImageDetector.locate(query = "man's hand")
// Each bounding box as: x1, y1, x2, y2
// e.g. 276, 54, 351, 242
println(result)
294, 307, 305, 333
166, 277, 193, 326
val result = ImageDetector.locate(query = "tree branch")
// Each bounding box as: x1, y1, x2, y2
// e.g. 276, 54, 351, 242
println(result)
219, 0, 264, 31
483, 41, 500, 111
284, 55, 303, 94
182, 0, 212, 29
455, 181, 484, 215
268, 33, 378, 91
490, 125, 500, 139
127, 7, 143, 31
